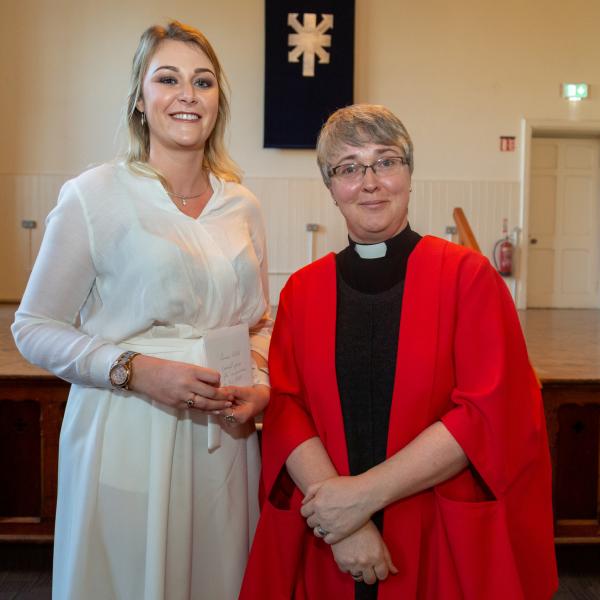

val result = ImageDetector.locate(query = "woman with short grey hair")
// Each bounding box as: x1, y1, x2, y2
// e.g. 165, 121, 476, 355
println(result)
241, 104, 557, 599
316, 104, 414, 186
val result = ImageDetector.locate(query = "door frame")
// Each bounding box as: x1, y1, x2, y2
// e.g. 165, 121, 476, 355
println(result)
517, 118, 600, 309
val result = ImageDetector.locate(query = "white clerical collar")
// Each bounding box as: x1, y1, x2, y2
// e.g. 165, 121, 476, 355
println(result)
354, 241, 387, 259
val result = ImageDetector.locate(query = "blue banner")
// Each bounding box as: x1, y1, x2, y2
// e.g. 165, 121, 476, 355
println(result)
264, 0, 355, 148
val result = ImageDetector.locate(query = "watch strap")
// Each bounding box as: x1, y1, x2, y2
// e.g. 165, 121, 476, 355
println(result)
110, 351, 140, 389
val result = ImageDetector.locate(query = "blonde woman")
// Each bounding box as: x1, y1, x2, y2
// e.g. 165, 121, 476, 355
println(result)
12, 21, 270, 599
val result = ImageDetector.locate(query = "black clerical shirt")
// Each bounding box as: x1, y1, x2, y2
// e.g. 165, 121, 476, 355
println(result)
335, 225, 421, 600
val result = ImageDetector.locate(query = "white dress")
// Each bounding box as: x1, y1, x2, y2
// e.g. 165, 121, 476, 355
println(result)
12, 162, 272, 600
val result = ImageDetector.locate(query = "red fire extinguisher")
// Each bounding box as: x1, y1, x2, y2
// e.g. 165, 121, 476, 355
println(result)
493, 219, 514, 276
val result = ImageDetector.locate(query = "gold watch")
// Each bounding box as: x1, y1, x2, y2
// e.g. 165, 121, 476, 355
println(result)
109, 351, 140, 389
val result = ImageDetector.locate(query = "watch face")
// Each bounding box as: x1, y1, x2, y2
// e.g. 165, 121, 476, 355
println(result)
111, 364, 129, 386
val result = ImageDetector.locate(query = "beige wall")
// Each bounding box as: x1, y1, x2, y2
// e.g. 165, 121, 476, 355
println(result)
1, 0, 599, 301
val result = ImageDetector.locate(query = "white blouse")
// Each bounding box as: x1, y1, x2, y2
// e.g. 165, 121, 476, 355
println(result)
12, 162, 271, 387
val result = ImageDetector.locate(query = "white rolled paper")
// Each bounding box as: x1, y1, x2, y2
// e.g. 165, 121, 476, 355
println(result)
207, 415, 222, 451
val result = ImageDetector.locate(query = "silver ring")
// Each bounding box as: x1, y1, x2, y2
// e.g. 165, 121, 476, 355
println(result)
187, 396, 195, 408
351, 572, 362, 581
315, 525, 329, 537
224, 410, 237, 425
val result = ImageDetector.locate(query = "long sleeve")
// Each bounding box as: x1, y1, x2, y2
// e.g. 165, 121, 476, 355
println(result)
248, 198, 272, 362
262, 279, 318, 498
240, 277, 319, 600
11, 180, 123, 387
240, 189, 272, 388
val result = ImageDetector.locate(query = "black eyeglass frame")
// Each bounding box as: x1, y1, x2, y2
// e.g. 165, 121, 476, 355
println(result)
329, 155, 410, 179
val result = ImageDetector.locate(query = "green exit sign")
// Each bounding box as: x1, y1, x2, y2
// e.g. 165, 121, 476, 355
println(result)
562, 83, 588, 101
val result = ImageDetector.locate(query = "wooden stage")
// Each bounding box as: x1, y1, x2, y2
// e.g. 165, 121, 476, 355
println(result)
0, 305, 68, 541
517, 309, 600, 543
518, 309, 600, 384
1, 304, 599, 543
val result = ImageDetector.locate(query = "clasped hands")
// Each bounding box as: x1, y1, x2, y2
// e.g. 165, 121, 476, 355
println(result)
129, 355, 268, 424
300, 475, 398, 585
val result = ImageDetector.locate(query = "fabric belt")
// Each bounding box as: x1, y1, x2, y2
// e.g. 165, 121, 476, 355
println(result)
120, 334, 223, 451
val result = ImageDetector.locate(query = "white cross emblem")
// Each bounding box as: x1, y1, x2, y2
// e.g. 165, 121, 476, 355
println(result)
287, 13, 334, 77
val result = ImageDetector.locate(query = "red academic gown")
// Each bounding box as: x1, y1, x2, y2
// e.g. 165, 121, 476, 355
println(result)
240, 236, 558, 600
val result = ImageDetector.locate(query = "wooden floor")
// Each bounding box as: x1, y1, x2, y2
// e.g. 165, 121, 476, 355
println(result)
3, 304, 600, 382
519, 309, 600, 383
0, 306, 50, 379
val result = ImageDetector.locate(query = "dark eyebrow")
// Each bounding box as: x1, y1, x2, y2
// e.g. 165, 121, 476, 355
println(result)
152, 65, 216, 77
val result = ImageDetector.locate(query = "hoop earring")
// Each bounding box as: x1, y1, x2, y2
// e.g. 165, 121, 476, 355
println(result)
141, 112, 146, 127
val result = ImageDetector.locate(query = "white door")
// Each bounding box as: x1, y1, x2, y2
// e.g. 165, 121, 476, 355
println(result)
527, 138, 600, 308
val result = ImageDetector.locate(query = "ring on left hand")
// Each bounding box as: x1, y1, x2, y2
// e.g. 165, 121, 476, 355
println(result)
315, 525, 329, 538
351, 572, 362, 581
224, 409, 237, 425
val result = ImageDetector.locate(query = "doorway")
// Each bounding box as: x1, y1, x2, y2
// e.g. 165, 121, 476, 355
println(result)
519, 120, 600, 309
527, 137, 600, 308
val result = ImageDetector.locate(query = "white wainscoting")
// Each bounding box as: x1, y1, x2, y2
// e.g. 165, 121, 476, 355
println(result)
245, 177, 521, 305
1, 174, 520, 305
0, 173, 69, 300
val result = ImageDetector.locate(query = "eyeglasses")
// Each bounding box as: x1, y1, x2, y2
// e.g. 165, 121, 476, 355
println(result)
329, 156, 410, 183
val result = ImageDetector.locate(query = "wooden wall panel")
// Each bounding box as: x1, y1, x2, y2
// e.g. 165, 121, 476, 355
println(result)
0, 378, 69, 541
543, 383, 600, 542
0, 400, 41, 517
555, 404, 599, 520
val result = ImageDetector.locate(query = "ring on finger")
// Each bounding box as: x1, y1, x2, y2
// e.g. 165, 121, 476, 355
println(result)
186, 395, 196, 409
314, 525, 329, 538
224, 409, 237, 425
362, 567, 377, 584
351, 572, 362, 581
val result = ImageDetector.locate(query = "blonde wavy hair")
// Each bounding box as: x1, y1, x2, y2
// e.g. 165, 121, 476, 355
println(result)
123, 21, 241, 183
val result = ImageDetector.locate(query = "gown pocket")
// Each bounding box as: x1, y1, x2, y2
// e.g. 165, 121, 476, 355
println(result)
241, 499, 307, 600
434, 488, 526, 600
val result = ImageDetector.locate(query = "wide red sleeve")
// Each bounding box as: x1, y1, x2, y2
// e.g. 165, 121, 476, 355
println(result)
240, 278, 320, 600
261, 278, 319, 502
440, 255, 546, 500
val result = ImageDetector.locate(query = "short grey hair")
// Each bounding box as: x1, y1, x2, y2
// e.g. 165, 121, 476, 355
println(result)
316, 104, 414, 187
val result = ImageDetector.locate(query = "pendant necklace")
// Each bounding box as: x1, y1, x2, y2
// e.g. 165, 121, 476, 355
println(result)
168, 178, 210, 206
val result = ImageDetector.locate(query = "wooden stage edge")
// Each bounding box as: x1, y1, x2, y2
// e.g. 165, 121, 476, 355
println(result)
2, 306, 598, 381
1, 306, 599, 543
520, 309, 600, 544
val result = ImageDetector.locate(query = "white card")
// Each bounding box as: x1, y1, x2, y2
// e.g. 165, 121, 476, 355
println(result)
203, 323, 252, 386
203, 323, 252, 451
